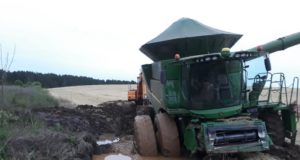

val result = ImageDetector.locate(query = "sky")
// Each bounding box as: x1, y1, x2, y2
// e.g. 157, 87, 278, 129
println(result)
0, 0, 300, 83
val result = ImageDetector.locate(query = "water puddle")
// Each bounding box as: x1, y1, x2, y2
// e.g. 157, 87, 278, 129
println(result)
96, 133, 121, 146
103, 154, 131, 160
97, 138, 120, 145
93, 154, 189, 160
93, 134, 188, 160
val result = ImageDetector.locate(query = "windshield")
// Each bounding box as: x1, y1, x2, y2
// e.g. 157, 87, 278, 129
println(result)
183, 60, 242, 109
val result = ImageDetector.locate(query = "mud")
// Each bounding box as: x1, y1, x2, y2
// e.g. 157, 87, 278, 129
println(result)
266, 143, 300, 160
7, 131, 96, 160
6, 100, 300, 160
5, 100, 137, 160
33, 100, 137, 136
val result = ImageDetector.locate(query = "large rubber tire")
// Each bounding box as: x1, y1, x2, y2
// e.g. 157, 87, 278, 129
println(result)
259, 111, 285, 146
155, 113, 180, 157
134, 115, 158, 156
136, 105, 155, 121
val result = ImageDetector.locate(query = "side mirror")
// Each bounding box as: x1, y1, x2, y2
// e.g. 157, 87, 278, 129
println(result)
242, 89, 250, 93
264, 57, 272, 71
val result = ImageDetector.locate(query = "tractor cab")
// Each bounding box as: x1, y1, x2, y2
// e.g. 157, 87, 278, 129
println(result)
182, 58, 242, 110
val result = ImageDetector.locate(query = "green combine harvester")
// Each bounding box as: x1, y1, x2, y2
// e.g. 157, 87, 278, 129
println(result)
133, 18, 300, 157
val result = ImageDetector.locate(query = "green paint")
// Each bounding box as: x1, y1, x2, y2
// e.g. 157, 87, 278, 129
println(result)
282, 109, 297, 134
166, 63, 181, 80
165, 80, 181, 108
189, 105, 242, 119
184, 127, 198, 153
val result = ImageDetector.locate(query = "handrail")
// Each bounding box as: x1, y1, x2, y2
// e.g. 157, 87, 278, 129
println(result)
290, 77, 299, 104
290, 77, 299, 122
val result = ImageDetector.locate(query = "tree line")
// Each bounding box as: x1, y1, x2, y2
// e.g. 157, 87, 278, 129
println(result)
0, 70, 135, 88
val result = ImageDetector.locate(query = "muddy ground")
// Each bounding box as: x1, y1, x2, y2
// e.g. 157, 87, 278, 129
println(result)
6, 100, 300, 160
34, 101, 136, 136
6, 101, 136, 160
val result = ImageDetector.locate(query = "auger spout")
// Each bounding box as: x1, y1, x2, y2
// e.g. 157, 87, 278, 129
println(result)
248, 32, 300, 54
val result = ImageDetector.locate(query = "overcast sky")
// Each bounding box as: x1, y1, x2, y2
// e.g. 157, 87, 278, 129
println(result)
0, 0, 300, 83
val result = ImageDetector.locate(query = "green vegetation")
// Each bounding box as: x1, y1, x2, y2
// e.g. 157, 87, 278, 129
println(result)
1, 84, 58, 109
1, 70, 135, 88
0, 84, 58, 159
0, 111, 46, 160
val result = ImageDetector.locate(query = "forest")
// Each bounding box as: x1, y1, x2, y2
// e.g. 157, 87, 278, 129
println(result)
0, 70, 135, 88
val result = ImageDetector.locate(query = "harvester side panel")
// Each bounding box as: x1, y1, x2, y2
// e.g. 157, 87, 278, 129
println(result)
149, 79, 165, 111
141, 64, 152, 89
152, 62, 162, 80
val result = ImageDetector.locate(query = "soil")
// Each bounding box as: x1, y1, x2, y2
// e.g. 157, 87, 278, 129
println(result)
32, 101, 300, 160
7, 131, 96, 160
6, 100, 137, 160
5, 96, 300, 160
266, 143, 300, 160
33, 101, 136, 136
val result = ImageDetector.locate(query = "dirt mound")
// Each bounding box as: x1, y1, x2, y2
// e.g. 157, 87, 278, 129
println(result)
6, 131, 96, 160
78, 100, 137, 135
33, 100, 137, 136
14, 101, 137, 160
34, 106, 94, 133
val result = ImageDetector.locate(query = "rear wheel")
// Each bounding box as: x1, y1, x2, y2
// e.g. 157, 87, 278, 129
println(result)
136, 105, 155, 120
155, 113, 180, 156
259, 111, 285, 146
134, 115, 158, 156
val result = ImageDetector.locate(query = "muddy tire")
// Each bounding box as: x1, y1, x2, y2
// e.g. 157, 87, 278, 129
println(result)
259, 111, 285, 146
136, 105, 155, 120
134, 115, 157, 156
155, 113, 180, 156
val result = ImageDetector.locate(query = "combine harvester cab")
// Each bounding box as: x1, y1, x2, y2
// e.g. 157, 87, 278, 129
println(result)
134, 18, 300, 157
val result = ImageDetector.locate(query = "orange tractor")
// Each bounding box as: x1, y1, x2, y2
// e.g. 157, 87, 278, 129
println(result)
127, 73, 148, 105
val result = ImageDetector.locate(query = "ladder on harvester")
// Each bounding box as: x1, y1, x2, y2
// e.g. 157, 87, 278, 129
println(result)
257, 73, 299, 113
256, 72, 288, 107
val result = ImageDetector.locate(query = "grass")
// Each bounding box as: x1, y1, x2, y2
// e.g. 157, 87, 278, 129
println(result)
0, 84, 59, 159
1, 85, 58, 109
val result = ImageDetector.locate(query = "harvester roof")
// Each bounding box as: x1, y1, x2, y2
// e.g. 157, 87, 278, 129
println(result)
140, 18, 242, 61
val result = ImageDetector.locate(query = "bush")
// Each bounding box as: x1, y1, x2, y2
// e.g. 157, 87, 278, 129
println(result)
14, 80, 23, 87
0, 111, 45, 160
30, 81, 42, 87
1, 85, 58, 109
0, 110, 19, 127
0, 85, 60, 159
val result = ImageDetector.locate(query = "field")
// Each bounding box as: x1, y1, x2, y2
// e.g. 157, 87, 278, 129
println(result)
48, 85, 300, 159
48, 84, 130, 106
